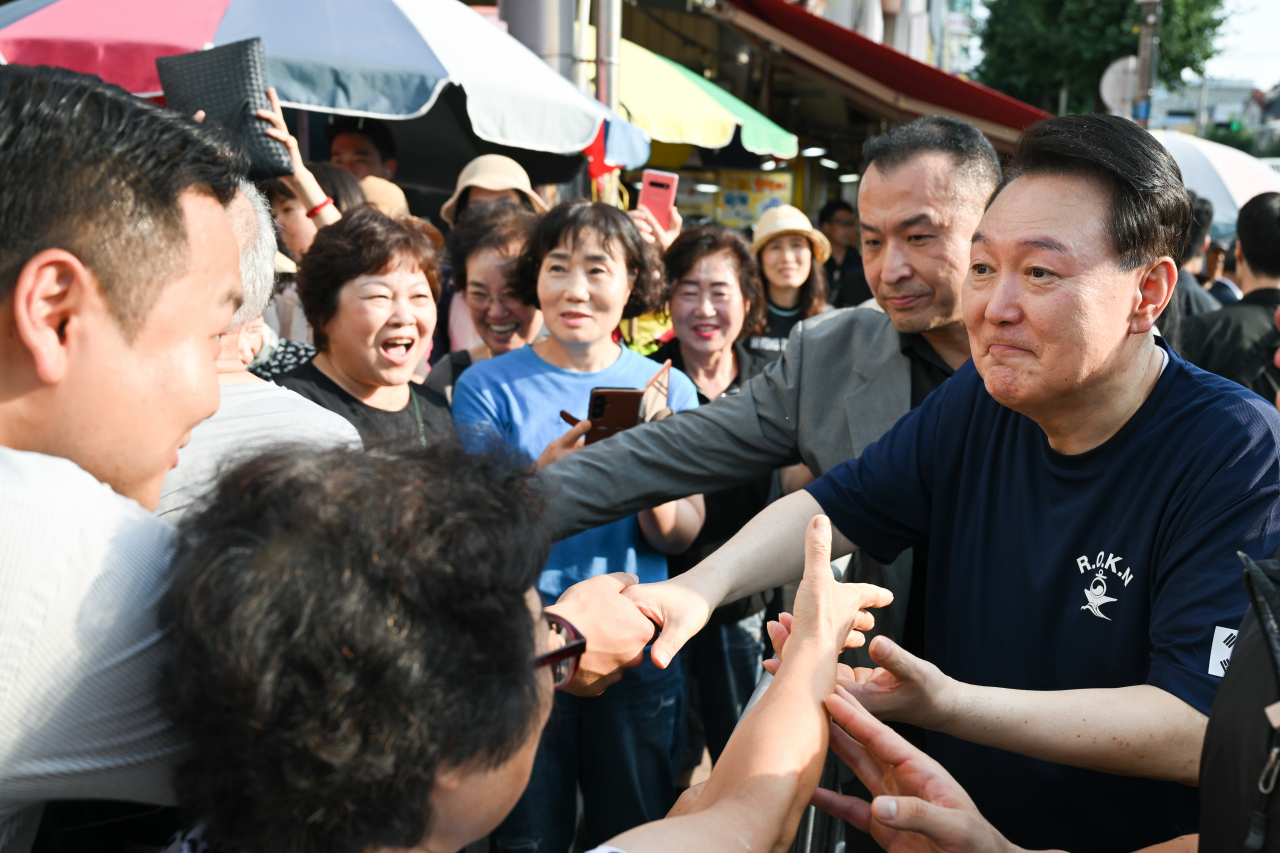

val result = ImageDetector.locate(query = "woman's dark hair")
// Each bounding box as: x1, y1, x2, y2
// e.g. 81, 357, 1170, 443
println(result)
990, 114, 1191, 272
161, 440, 549, 853
511, 200, 663, 319
260, 162, 366, 215
298, 205, 441, 351
446, 202, 541, 293
664, 224, 766, 338
757, 236, 828, 319
456, 186, 536, 220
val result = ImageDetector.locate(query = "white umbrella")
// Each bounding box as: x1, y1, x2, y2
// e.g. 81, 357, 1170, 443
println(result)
1151, 130, 1280, 237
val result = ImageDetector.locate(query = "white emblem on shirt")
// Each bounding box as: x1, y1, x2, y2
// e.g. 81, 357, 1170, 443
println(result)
1208, 625, 1238, 677
1076, 552, 1131, 620
1081, 570, 1117, 620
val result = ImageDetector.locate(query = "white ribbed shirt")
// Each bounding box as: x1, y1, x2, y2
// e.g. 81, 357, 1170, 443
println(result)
0, 448, 182, 853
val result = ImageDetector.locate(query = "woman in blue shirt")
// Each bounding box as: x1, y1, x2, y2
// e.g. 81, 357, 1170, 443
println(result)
453, 201, 703, 853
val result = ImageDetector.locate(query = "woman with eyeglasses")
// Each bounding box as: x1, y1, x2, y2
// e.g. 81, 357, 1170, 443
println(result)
158, 440, 892, 853
426, 203, 543, 406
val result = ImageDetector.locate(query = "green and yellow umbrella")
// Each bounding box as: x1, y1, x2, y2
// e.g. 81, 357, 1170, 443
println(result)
587, 33, 797, 159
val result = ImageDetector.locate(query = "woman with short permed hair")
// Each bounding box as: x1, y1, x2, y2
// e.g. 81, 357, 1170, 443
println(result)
451, 200, 705, 852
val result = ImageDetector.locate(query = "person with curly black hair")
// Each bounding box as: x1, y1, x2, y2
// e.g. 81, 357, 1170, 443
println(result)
452, 200, 705, 853
159, 441, 555, 853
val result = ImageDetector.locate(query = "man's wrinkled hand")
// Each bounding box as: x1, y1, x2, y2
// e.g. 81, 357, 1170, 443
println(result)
811, 689, 1019, 853
837, 636, 959, 731
548, 572, 654, 697
623, 576, 716, 670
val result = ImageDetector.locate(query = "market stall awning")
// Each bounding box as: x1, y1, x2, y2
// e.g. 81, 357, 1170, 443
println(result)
578, 24, 788, 159
716, 0, 1049, 149
0, 0, 649, 169
596, 35, 797, 159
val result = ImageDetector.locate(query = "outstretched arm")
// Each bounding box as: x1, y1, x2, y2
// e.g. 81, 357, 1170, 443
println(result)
838, 636, 1207, 785
604, 516, 892, 853
538, 330, 816, 539
812, 688, 1197, 853
626, 490, 858, 668
763, 627, 1206, 786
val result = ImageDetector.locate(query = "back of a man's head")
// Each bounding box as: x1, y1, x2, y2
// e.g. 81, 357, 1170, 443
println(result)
1182, 190, 1214, 268
817, 199, 854, 225
1236, 192, 1280, 280
0, 65, 237, 337
227, 178, 277, 328
163, 441, 549, 853
861, 116, 1002, 199
994, 114, 1191, 272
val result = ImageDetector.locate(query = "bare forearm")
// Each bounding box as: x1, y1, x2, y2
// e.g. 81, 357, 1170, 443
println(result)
608, 641, 833, 853
684, 491, 853, 608
638, 495, 705, 555
936, 683, 1205, 785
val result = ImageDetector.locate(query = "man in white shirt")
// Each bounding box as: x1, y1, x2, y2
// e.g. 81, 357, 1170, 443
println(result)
157, 179, 360, 521
0, 67, 242, 851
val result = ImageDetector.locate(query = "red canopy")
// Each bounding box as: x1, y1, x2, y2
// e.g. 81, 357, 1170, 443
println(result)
719, 0, 1049, 149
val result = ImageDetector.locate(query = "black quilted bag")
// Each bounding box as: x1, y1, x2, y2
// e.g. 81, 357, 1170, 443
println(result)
157, 37, 294, 180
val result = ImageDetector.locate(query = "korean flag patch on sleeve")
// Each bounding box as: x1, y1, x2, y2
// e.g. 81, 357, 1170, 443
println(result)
1208, 626, 1238, 678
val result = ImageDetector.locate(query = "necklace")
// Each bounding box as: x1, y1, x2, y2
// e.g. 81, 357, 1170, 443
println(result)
409, 390, 427, 448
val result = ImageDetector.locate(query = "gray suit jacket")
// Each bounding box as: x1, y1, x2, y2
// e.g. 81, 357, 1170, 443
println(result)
538, 306, 916, 648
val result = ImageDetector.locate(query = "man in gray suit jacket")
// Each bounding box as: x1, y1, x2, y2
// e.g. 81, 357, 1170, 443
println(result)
541, 117, 1000, 690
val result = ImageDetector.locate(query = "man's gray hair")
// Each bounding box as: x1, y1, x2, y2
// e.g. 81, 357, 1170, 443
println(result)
229, 177, 276, 328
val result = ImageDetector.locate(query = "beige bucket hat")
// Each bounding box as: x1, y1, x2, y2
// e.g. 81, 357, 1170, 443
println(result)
750, 204, 831, 265
439, 154, 550, 225
359, 175, 411, 217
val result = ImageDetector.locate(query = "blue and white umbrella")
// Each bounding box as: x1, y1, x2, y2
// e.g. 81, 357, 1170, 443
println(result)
0, 0, 650, 183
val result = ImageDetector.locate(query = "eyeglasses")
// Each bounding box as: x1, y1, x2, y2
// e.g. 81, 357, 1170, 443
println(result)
533, 613, 586, 690
464, 289, 524, 312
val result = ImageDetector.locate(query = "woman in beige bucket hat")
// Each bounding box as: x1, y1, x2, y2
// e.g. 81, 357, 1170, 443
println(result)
746, 204, 831, 358
439, 154, 550, 226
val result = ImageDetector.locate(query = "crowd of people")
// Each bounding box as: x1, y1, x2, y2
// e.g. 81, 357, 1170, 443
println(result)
4, 59, 1280, 853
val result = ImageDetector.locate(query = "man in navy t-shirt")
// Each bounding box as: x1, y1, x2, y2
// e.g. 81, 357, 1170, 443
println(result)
622, 115, 1280, 850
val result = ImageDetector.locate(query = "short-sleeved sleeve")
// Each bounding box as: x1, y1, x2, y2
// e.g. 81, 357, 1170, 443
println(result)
1144, 403, 1280, 713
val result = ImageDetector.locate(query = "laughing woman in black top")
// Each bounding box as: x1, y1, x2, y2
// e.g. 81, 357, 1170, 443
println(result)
277, 206, 451, 447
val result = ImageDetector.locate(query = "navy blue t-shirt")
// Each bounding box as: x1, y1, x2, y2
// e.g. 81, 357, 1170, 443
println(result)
807, 342, 1280, 852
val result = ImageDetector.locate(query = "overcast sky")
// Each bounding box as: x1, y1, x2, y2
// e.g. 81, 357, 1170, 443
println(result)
1202, 0, 1280, 90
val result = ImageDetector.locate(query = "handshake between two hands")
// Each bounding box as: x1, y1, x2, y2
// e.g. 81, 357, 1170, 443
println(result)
550, 517, 1023, 853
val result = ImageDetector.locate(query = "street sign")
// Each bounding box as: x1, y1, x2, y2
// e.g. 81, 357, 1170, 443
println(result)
1100, 55, 1139, 117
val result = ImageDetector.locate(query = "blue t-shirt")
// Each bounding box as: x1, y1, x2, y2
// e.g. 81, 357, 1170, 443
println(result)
807, 341, 1280, 852
453, 344, 699, 603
